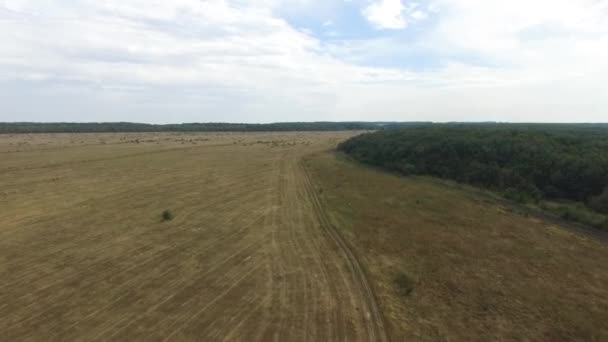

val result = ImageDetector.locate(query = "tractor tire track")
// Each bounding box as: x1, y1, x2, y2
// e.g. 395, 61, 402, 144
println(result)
300, 160, 390, 342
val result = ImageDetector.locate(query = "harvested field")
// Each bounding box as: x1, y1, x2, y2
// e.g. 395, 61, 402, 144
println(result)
2, 131, 607, 341
0, 132, 385, 341
304, 151, 608, 341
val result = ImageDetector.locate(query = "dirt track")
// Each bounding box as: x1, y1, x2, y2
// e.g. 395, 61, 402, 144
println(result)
0, 132, 387, 341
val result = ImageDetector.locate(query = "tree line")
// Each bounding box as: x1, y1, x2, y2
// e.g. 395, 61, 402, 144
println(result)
0, 121, 431, 134
338, 124, 608, 225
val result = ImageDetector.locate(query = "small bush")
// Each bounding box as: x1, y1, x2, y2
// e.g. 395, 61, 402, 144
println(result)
558, 205, 606, 228
596, 219, 608, 231
589, 187, 608, 214
162, 209, 174, 221
504, 188, 527, 203
397, 162, 416, 175
560, 209, 573, 220
560, 206, 586, 222
394, 272, 415, 297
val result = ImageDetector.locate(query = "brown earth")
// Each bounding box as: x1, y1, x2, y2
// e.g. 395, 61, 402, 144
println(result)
0, 132, 386, 341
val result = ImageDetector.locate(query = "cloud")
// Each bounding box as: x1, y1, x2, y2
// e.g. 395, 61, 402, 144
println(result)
362, 0, 407, 29
0, 0, 607, 123
0, 0, 417, 122
410, 10, 428, 21
361, 0, 428, 30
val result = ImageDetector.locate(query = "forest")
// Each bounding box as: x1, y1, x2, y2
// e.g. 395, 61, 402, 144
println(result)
0, 121, 430, 133
338, 124, 608, 229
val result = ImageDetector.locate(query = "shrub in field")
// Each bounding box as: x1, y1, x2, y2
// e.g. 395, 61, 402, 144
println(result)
589, 187, 608, 214
558, 205, 607, 228
162, 209, 174, 221
394, 272, 415, 297
504, 188, 527, 204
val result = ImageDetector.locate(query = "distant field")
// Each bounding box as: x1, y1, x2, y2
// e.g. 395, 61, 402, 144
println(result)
304, 151, 608, 341
1, 132, 607, 341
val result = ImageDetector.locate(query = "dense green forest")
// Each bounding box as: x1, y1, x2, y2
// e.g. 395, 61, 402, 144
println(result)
0, 121, 430, 133
338, 124, 608, 229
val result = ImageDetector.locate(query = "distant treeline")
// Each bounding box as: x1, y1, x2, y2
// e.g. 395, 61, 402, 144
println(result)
0, 122, 431, 134
338, 123, 608, 217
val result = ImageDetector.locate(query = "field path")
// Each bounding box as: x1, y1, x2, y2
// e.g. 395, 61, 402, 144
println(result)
300, 161, 389, 342
0, 132, 388, 341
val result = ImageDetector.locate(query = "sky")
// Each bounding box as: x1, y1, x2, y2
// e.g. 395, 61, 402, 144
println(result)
1, 0, 607, 123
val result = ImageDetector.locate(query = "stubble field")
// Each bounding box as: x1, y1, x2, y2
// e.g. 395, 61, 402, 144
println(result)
305, 151, 608, 341
2, 131, 607, 341
0, 131, 386, 341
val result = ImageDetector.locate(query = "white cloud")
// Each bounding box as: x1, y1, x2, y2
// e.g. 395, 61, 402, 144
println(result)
0, 0, 417, 122
362, 0, 407, 29
410, 10, 427, 20
0, 0, 607, 123
423, 0, 608, 84
360, 0, 427, 29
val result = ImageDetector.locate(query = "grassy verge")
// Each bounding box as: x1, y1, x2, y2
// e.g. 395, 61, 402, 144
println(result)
304, 151, 608, 341
539, 201, 608, 230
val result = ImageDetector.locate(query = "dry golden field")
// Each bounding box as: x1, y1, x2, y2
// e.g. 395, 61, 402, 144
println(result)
305, 151, 608, 341
1, 131, 607, 341
1, 131, 387, 341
